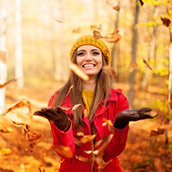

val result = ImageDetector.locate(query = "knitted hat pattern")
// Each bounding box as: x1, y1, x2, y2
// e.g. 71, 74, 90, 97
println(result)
70, 35, 111, 65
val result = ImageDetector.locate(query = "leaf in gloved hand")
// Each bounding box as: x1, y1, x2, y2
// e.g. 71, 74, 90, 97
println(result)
80, 134, 96, 144
52, 145, 73, 158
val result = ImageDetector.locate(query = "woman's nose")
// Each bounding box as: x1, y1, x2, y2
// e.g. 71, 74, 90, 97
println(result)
85, 53, 92, 60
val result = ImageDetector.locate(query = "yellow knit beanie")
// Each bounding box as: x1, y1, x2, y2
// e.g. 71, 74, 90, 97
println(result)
70, 35, 111, 65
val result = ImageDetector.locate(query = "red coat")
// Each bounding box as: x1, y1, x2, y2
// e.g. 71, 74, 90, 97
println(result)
48, 88, 129, 172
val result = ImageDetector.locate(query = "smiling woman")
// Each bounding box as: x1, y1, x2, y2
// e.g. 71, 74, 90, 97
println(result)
34, 35, 154, 172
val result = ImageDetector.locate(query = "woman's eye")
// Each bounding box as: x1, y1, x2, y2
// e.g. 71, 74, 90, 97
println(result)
77, 52, 84, 56
93, 51, 100, 55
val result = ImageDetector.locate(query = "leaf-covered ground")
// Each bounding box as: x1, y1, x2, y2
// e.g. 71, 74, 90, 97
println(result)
0, 81, 172, 172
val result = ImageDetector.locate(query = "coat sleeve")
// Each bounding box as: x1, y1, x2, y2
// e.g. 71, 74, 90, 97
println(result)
103, 92, 129, 162
48, 92, 75, 157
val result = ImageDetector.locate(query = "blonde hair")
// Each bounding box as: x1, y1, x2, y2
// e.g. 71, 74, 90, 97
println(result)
53, 50, 110, 130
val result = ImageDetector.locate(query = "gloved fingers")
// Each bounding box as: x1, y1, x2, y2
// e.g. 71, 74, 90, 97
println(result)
137, 107, 152, 113
33, 110, 54, 120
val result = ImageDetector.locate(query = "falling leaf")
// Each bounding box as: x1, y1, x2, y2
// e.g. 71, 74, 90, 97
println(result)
0, 99, 32, 116
161, 17, 171, 27
0, 127, 13, 133
129, 62, 138, 72
93, 30, 103, 39
65, 85, 73, 97
0, 148, 12, 155
90, 24, 102, 30
0, 78, 17, 89
28, 132, 42, 142
52, 145, 73, 158
103, 30, 121, 43
75, 155, 90, 162
55, 19, 63, 23
150, 128, 166, 137
102, 66, 117, 80
72, 104, 82, 112
72, 27, 81, 33
113, 6, 120, 11
143, 58, 152, 70
0, 50, 7, 64
69, 63, 89, 81
80, 134, 96, 144
139, 0, 144, 6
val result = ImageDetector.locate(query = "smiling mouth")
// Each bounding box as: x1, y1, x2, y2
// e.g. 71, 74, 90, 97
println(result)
83, 64, 96, 68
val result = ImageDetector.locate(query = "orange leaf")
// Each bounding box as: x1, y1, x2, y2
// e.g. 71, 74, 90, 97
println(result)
150, 128, 166, 137
113, 6, 120, 11
28, 132, 42, 142
52, 145, 73, 158
103, 30, 121, 43
72, 27, 81, 33
0, 78, 17, 89
0, 148, 12, 155
143, 58, 152, 70
0, 50, 7, 64
69, 63, 89, 81
93, 30, 103, 39
0, 99, 32, 116
0, 127, 13, 133
161, 17, 171, 27
102, 66, 117, 80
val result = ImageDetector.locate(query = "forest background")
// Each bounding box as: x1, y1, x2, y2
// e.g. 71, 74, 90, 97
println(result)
0, 0, 172, 172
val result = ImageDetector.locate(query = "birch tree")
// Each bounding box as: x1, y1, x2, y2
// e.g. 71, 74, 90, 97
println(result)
0, 0, 8, 113
15, 0, 23, 89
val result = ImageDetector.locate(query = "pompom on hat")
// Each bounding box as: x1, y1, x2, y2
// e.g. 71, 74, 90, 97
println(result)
70, 35, 111, 65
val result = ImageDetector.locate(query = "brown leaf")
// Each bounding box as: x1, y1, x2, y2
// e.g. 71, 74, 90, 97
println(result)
72, 27, 81, 33
0, 50, 7, 64
0, 127, 13, 133
139, 0, 144, 6
28, 132, 42, 142
143, 58, 152, 70
52, 145, 73, 158
69, 63, 89, 81
0, 99, 32, 116
150, 128, 166, 137
80, 134, 96, 144
0, 148, 12, 155
103, 30, 121, 43
0, 78, 17, 89
161, 17, 171, 27
93, 30, 103, 39
102, 66, 117, 80
65, 85, 73, 97
113, 6, 120, 11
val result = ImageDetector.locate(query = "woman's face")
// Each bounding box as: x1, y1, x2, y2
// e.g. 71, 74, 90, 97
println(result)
76, 45, 103, 79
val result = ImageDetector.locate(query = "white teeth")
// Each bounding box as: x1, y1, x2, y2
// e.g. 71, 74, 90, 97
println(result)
83, 64, 94, 68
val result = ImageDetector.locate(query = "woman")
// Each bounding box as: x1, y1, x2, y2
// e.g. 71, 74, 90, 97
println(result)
34, 35, 153, 172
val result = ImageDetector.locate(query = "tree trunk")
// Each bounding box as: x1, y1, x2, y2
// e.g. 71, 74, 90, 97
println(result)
128, 0, 140, 108
0, 0, 8, 113
15, 0, 23, 89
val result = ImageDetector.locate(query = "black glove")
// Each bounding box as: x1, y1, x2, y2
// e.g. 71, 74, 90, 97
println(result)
33, 107, 70, 132
114, 107, 154, 129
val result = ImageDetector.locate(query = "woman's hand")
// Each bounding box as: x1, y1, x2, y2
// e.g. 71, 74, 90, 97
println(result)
33, 107, 70, 132
114, 107, 155, 129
